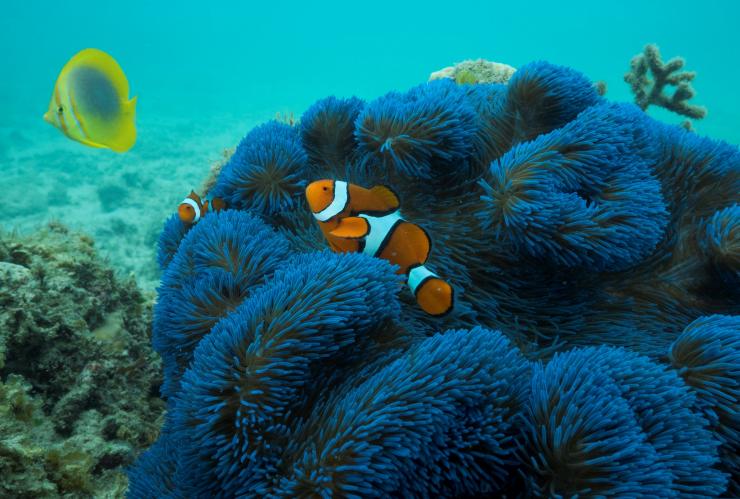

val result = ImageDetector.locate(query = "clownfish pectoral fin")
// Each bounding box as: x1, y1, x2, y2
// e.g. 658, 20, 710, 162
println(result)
370, 185, 400, 210
329, 216, 370, 239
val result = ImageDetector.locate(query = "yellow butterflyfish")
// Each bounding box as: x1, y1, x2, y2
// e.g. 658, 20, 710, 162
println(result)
44, 48, 137, 153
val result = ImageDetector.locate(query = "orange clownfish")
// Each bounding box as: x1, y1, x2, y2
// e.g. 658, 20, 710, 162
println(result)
305, 179, 454, 316
178, 191, 226, 224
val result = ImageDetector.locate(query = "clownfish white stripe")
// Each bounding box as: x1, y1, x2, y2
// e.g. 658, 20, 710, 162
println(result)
359, 210, 403, 257
408, 265, 438, 295
181, 198, 201, 222
314, 180, 349, 222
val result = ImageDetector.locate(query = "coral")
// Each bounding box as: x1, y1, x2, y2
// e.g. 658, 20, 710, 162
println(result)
0, 223, 163, 497
130, 59, 738, 497
200, 147, 235, 196
625, 44, 707, 128
429, 58, 517, 84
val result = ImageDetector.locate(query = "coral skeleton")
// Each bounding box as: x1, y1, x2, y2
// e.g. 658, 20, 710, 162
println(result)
625, 44, 707, 127
131, 60, 739, 497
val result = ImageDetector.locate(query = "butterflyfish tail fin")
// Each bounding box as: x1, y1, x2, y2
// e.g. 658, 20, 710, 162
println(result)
127, 96, 138, 115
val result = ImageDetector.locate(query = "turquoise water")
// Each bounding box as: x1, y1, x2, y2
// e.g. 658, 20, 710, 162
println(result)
2, 0, 739, 287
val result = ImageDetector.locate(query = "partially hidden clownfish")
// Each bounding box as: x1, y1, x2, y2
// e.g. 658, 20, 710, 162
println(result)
305, 179, 454, 316
178, 191, 226, 224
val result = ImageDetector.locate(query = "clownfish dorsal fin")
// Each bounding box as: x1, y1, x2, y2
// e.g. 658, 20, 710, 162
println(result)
189, 190, 202, 205
370, 185, 400, 210
330, 216, 370, 239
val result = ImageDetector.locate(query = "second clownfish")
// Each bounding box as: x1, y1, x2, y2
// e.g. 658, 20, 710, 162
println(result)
178, 191, 226, 224
305, 179, 454, 316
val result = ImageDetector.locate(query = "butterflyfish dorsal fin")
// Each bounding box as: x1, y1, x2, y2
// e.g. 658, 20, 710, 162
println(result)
329, 216, 370, 239
370, 185, 400, 210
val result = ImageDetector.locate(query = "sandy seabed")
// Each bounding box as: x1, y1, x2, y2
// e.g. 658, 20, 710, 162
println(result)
2, 112, 262, 291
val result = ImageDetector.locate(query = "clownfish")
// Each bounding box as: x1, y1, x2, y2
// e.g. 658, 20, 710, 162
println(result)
44, 48, 137, 152
305, 179, 454, 316
178, 191, 226, 224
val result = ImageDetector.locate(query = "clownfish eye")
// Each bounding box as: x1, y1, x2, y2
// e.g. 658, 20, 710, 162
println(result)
322, 186, 328, 191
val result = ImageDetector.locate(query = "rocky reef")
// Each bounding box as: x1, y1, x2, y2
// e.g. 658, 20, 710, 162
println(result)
129, 61, 738, 497
0, 223, 164, 498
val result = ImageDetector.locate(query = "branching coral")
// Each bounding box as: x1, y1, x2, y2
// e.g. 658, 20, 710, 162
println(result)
625, 44, 707, 128
130, 58, 738, 497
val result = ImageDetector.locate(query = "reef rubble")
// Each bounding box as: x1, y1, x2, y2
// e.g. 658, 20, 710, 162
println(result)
0, 222, 164, 498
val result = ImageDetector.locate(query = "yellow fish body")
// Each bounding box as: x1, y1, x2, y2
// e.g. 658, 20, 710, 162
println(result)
44, 48, 137, 152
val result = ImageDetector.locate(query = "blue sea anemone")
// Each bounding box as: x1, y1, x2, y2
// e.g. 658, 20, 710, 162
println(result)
300, 96, 364, 170
466, 83, 514, 171
354, 79, 478, 182
170, 251, 402, 496
211, 121, 309, 217
505, 60, 602, 143
273, 328, 532, 498
522, 345, 725, 497
131, 58, 739, 497
126, 425, 182, 499
154, 210, 291, 397
479, 102, 667, 272
156, 214, 190, 270
669, 315, 740, 495
701, 205, 740, 292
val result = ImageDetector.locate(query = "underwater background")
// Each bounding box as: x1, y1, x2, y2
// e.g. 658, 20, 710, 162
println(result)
2, 0, 739, 289
1, 1, 739, 498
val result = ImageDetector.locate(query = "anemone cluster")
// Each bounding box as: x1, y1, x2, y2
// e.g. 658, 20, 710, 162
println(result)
130, 61, 739, 497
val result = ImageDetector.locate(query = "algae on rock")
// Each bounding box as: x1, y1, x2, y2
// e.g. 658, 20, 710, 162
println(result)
0, 222, 164, 498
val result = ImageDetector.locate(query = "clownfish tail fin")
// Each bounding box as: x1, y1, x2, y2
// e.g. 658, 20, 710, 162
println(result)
408, 264, 454, 316
211, 197, 226, 211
